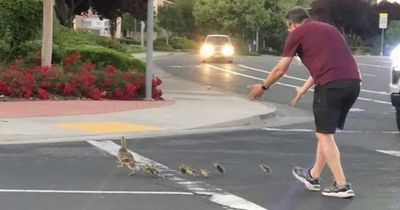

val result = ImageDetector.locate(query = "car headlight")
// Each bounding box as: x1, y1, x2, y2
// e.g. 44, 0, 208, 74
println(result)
201, 44, 214, 57
222, 45, 234, 56
391, 44, 400, 69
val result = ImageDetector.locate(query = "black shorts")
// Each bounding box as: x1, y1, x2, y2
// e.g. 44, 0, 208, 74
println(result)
313, 79, 360, 134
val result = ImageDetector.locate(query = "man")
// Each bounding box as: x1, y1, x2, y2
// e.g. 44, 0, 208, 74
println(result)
248, 6, 361, 198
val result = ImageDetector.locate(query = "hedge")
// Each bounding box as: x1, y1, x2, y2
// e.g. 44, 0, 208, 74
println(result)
64, 45, 145, 72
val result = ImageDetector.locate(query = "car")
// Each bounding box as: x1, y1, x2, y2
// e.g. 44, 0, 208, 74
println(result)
390, 44, 400, 130
200, 34, 234, 63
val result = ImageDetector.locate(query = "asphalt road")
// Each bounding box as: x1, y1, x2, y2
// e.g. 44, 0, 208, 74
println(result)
1, 53, 399, 210
155, 53, 397, 132
0, 130, 399, 210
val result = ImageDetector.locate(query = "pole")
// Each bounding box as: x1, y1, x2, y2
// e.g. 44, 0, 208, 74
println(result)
141, 21, 145, 47
380, 28, 384, 56
41, 0, 54, 67
256, 31, 259, 53
145, 0, 154, 100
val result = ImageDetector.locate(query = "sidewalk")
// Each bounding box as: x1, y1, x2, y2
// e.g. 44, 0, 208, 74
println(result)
0, 53, 276, 144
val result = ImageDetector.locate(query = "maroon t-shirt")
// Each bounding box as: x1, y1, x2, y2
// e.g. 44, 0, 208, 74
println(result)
283, 20, 361, 85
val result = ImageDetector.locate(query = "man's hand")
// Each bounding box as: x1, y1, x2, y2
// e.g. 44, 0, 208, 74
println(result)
248, 84, 264, 101
290, 86, 304, 107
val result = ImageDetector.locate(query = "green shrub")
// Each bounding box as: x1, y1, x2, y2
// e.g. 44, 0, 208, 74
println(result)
0, 40, 10, 61
126, 44, 146, 53
19, 40, 42, 57
0, 0, 42, 58
54, 27, 95, 48
119, 38, 141, 45
154, 38, 175, 51
169, 36, 198, 51
231, 38, 249, 55
92, 36, 128, 53
64, 45, 145, 72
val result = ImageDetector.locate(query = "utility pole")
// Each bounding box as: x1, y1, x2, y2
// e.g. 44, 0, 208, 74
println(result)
145, 0, 154, 100
41, 0, 54, 67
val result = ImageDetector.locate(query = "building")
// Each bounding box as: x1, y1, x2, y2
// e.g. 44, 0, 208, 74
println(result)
73, 1, 174, 39
73, 9, 122, 38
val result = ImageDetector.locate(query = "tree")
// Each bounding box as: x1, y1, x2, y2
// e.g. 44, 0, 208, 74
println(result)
157, 0, 197, 39
373, 1, 400, 21
386, 20, 400, 48
54, 0, 90, 28
0, 0, 42, 59
310, 0, 376, 45
193, 0, 270, 38
258, 0, 293, 54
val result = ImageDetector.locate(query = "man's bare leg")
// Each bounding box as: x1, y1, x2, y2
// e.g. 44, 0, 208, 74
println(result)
315, 132, 346, 186
310, 137, 326, 179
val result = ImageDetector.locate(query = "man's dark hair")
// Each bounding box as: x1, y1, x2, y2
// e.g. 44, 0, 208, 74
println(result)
285, 6, 310, 23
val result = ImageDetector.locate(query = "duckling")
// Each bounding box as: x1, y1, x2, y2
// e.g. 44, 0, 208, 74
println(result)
259, 163, 271, 174
179, 164, 196, 176
144, 164, 159, 177
179, 164, 188, 175
213, 163, 225, 174
117, 137, 138, 176
200, 168, 210, 178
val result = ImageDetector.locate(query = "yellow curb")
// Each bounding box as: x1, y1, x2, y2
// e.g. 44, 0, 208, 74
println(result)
58, 121, 161, 133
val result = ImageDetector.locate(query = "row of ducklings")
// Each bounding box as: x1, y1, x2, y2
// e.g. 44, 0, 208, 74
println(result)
117, 137, 271, 177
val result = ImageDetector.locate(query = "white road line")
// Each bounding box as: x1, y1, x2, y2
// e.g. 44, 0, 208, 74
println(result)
237, 65, 307, 82
375, 150, 400, 157
207, 64, 297, 89
0, 189, 193, 195
350, 108, 365, 112
358, 63, 391, 69
168, 65, 201, 68
87, 140, 267, 210
357, 97, 391, 105
262, 128, 399, 134
237, 64, 390, 96
362, 73, 376, 77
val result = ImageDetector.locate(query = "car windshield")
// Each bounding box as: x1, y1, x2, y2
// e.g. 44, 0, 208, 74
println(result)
206, 36, 230, 45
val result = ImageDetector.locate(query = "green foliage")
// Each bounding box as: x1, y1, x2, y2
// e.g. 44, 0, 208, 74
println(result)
121, 13, 137, 32
230, 38, 249, 55
54, 26, 145, 54
169, 37, 198, 51
64, 45, 145, 72
387, 20, 400, 48
193, 0, 270, 36
0, 40, 10, 60
157, 0, 197, 38
0, 0, 42, 58
154, 38, 175, 52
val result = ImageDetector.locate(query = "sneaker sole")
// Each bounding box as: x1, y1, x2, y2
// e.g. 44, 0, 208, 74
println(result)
292, 170, 320, 191
322, 190, 355, 198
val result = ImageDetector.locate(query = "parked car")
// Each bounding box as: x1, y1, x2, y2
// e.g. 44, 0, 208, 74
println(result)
200, 34, 234, 63
390, 44, 400, 130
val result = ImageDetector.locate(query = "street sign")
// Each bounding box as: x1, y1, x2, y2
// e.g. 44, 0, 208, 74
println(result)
379, 13, 388, 29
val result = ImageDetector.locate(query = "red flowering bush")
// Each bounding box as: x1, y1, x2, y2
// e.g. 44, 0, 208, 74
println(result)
0, 51, 163, 101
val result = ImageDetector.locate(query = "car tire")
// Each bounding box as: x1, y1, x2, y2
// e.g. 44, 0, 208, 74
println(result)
396, 107, 400, 131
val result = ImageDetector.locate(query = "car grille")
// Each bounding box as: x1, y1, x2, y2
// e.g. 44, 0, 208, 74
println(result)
214, 45, 223, 52
393, 69, 400, 84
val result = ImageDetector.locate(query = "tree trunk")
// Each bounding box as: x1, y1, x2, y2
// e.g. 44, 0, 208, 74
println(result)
41, 0, 54, 67
109, 17, 117, 38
